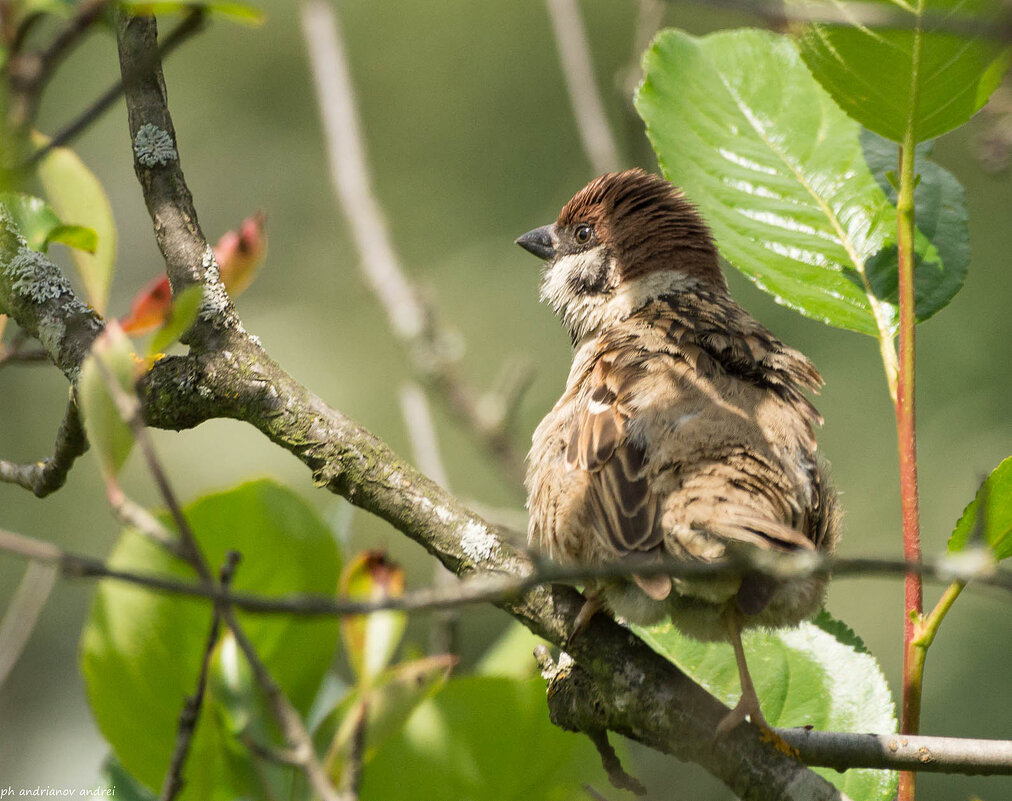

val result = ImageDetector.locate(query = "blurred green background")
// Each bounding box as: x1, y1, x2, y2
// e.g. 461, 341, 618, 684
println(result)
0, 1, 1010, 798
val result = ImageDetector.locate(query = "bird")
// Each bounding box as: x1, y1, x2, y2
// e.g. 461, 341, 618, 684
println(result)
516, 169, 840, 736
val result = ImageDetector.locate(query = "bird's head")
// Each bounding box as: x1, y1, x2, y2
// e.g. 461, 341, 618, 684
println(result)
516, 169, 725, 342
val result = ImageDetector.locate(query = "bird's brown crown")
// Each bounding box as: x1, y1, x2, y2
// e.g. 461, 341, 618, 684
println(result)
557, 169, 725, 289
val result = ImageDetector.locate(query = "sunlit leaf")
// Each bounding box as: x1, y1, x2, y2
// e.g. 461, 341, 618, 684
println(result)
792, 0, 1012, 143
635, 28, 969, 337
78, 322, 137, 480
948, 456, 1012, 561
148, 284, 203, 356
359, 677, 607, 801
32, 134, 117, 314
634, 611, 897, 801
204, 631, 293, 799
81, 479, 342, 800
47, 224, 98, 253
314, 655, 457, 786
475, 621, 544, 678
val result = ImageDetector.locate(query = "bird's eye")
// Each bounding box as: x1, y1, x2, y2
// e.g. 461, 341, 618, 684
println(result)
574, 224, 593, 244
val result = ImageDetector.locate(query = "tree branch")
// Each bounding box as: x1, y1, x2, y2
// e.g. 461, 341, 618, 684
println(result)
0, 394, 87, 496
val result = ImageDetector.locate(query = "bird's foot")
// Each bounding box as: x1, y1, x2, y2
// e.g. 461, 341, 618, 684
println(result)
714, 689, 765, 740
566, 593, 604, 650
714, 694, 798, 758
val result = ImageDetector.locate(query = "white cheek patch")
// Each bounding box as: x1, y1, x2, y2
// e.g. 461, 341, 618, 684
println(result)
541, 256, 707, 344
539, 247, 610, 306
540, 246, 616, 341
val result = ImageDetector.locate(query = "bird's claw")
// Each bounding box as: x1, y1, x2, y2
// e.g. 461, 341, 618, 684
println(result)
713, 697, 799, 759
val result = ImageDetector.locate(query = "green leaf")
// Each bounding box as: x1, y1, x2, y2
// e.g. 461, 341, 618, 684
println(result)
860, 131, 969, 321
46, 223, 99, 253
635, 28, 969, 337
99, 754, 157, 801
0, 193, 99, 255
948, 456, 1012, 561
147, 284, 203, 356
121, 0, 265, 25
793, 0, 1012, 143
475, 621, 545, 678
359, 676, 606, 801
634, 614, 897, 801
78, 323, 137, 480
80, 479, 342, 800
314, 655, 456, 785
0, 192, 61, 251
204, 631, 294, 800
32, 134, 117, 315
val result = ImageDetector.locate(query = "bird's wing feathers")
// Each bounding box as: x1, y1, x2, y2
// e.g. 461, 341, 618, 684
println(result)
566, 355, 664, 549
656, 289, 824, 429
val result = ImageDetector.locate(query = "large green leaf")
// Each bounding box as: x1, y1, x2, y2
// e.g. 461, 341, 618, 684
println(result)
793, 0, 1012, 143
81, 479, 342, 801
32, 135, 117, 315
948, 456, 1012, 561
634, 612, 897, 801
359, 677, 606, 801
635, 28, 969, 338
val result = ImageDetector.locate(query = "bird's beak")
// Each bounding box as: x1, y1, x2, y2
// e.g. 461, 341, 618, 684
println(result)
515, 224, 556, 261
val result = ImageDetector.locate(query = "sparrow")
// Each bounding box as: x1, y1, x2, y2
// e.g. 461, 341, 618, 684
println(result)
517, 169, 840, 735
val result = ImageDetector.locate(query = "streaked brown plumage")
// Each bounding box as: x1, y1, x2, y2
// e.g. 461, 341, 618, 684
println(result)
517, 169, 840, 733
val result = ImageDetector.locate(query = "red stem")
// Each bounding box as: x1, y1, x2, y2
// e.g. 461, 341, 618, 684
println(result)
895, 140, 923, 801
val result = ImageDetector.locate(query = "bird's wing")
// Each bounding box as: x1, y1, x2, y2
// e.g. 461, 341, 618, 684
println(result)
565, 352, 672, 599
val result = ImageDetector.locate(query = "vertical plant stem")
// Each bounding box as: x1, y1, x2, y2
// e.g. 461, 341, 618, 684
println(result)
896, 129, 923, 801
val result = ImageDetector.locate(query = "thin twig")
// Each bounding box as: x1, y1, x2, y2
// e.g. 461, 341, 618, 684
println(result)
106, 483, 187, 557
1, 522, 1008, 619
0, 343, 49, 369
544, 0, 622, 174
299, 0, 528, 483
4, 0, 108, 131
776, 728, 1012, 776
0, 561, 58, 689
159, 551, 241, 801
338, 699, 368, 800
0, 395, 87, 497
23, 9, 207, 169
